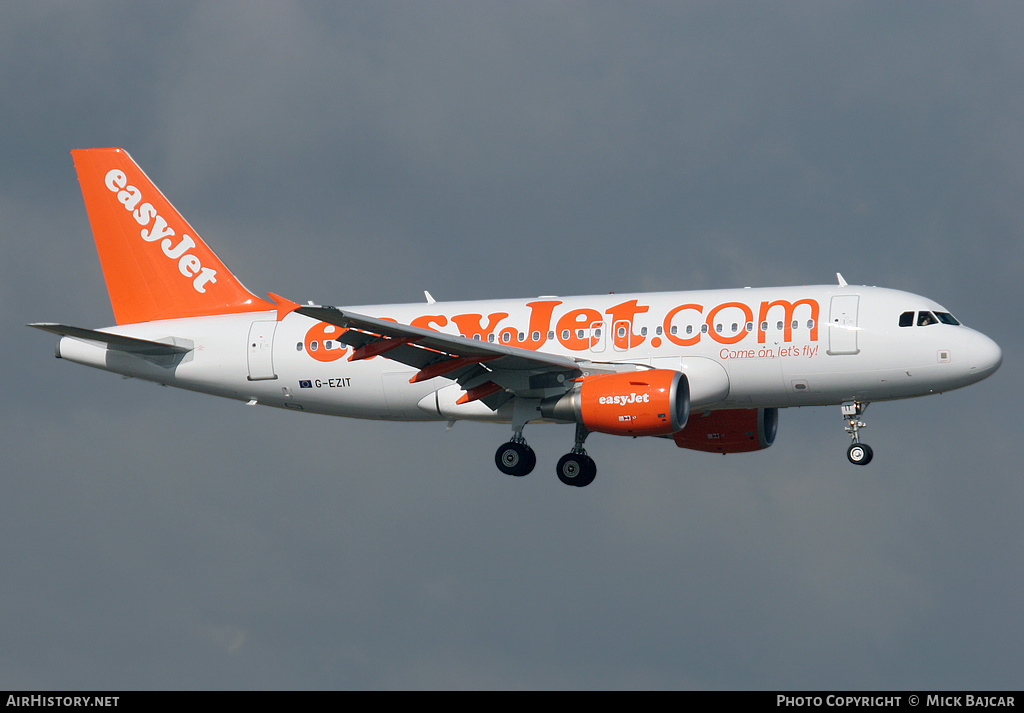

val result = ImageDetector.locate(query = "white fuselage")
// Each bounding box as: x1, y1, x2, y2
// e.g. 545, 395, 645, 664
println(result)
56, 284, 1003, 425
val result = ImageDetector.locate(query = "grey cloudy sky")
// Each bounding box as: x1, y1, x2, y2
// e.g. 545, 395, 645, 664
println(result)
2, 1, 1021, 690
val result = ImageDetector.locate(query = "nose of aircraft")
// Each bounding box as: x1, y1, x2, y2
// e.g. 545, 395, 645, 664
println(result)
969, 331, 1002, 381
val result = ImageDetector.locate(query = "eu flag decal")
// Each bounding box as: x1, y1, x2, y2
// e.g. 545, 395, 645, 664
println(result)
299, 380, 313, 389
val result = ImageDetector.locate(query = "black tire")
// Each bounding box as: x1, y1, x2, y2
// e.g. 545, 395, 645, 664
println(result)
495, 442, 536, 476
847, 443, 874, 466
556, 453, 597, 487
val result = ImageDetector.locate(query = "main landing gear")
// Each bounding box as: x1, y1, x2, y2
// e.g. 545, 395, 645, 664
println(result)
494, 436, 536, 477
555, 424, 597, 488
842, 401, 874, 466
494, 423, 597, 487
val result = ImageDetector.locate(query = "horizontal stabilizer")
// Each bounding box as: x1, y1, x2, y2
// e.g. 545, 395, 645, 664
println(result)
28, 323, 192, 356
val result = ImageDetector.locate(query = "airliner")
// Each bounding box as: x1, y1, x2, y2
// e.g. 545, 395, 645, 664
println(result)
30, 148, 1002, 487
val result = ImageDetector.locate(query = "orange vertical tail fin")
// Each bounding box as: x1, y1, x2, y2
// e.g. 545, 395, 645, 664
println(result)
71, 148, 273, 325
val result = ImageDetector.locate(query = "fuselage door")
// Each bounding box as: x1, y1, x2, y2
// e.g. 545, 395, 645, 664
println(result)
827, 295, 860, 355
247, 320, 278, 380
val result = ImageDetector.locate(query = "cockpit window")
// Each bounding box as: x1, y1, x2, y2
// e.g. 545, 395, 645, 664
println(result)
901, 310, 960, 327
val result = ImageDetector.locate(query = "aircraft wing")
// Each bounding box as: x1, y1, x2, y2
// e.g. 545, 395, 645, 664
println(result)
294, 304, 585, 408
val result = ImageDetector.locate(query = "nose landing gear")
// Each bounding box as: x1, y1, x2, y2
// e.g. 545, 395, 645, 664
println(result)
842, 401, 874, 465
847, 442, 874, 465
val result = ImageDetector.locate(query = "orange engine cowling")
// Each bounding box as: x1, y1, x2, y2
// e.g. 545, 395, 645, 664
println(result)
672, 408, 778, 453
541, 370, 689, 437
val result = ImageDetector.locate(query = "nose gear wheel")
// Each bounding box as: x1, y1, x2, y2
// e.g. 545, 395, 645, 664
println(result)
842, 401, 873, 466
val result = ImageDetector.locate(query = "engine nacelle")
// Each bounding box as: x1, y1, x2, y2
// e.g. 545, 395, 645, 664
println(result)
672, 407, 778, 453
542, 369, 689, 437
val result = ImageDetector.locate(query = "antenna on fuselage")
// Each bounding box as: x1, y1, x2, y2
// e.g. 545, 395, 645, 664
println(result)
836, 273, 848, 288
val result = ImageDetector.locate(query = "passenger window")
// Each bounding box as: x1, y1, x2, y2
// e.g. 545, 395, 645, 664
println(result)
899, 311, 914, 327
918, 311, 938, 326
532, 331, 540, 341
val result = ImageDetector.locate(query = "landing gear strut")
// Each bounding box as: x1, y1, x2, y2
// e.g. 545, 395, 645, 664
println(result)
495, 399, 540, 477
493, 400, 598, 486
842, 401, 873, 466
556, 424, 597, 487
